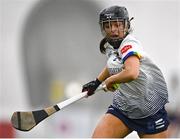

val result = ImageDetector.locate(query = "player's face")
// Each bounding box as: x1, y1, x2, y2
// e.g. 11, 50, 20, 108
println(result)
103, 21, 125, 40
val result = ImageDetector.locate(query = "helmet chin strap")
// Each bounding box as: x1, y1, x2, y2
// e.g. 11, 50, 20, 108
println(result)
107, 38, 123, 49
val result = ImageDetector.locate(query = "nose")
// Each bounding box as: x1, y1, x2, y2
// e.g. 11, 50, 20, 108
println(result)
111, 25, 118, 35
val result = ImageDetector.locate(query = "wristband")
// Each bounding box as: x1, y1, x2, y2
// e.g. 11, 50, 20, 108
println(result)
95, 78, 102, 85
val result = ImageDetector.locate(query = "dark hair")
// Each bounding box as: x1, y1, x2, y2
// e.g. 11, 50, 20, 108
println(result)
99, 38, 108, 54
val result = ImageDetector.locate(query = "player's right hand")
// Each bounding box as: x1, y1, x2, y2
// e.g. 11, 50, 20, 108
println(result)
82, 78, 101, 96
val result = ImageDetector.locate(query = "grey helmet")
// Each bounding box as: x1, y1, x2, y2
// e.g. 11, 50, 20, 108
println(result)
99, 6, 132, 49
99, 6, 129, 23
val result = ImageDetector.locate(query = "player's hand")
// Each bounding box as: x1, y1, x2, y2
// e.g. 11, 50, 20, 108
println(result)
82, 78, 101, 96
104, 78, 118, 92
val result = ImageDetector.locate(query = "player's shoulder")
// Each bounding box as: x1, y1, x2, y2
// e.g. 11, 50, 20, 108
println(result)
121, 34, 141, 46
118, 34, 146, 59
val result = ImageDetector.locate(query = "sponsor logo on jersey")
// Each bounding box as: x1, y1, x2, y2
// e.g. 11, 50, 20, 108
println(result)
113, 57, 121, 62
121, 45, 132, 54
109, 68, 121, 74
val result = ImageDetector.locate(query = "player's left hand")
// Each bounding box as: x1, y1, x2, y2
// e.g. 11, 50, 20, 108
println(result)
104, 78, 118, 92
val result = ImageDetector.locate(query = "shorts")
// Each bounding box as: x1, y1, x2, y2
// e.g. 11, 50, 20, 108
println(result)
106, 105, 170, 134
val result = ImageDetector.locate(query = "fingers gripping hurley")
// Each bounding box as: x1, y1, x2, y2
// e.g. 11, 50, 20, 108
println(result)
11, 84, 105, 131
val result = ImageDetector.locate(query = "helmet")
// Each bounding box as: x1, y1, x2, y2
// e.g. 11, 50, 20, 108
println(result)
99, 6, 131, 49
99, 6, 129, 23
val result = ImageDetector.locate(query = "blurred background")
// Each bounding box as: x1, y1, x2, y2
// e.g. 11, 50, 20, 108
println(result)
0, 0, 180, 138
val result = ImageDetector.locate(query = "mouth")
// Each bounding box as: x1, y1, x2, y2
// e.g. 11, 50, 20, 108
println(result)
110, 35, 119, 40
106, 33, 120, 40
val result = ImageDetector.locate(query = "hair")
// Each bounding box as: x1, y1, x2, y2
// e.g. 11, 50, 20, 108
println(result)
99, 37, 108, 54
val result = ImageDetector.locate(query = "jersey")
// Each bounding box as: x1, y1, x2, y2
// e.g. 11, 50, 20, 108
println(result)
105, 34, 169, 119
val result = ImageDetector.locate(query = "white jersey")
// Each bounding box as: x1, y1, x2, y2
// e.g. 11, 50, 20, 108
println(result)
105, 34, 169, 119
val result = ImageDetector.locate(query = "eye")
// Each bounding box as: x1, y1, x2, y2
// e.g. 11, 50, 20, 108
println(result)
117, 22, 124, 28
113, 23, 119, 28
103, 23, 110, 29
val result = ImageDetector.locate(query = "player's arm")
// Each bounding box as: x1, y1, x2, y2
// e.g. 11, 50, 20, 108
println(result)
82, 66, 110, 96
104, 55, 140, 91
82, 38, 111, 96
97, 66, 110, 82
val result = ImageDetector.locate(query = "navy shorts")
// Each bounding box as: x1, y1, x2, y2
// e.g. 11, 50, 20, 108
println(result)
106, 105, 169, 134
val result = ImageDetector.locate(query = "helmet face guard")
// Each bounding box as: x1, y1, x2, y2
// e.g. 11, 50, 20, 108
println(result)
100, 19, 129, 38
99, 6, 131, 48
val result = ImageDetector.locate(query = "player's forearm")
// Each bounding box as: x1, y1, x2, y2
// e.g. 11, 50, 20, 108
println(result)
109, 68, 139, 84
97, 66, 110, 82
106, 56, 140, 84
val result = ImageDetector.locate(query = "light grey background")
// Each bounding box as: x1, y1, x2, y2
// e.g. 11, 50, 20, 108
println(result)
1, 0, 180, 138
